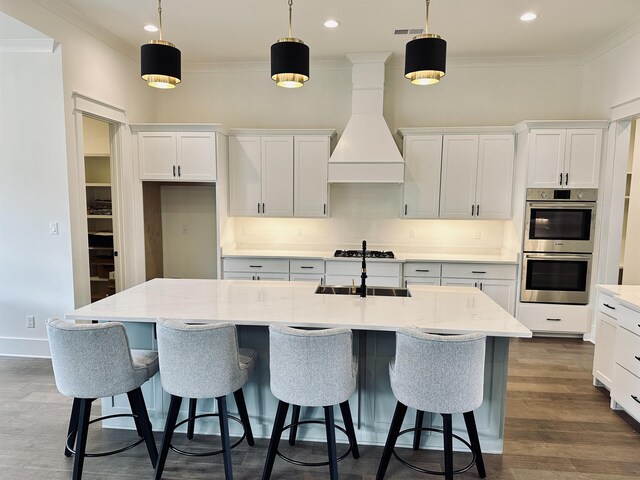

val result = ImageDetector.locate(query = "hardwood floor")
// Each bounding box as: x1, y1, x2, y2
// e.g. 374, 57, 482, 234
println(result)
1, 337, 638, 479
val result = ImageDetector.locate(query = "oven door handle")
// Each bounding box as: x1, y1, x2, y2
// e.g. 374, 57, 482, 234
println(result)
524, 254, 592, 260
527, 202, 596, 209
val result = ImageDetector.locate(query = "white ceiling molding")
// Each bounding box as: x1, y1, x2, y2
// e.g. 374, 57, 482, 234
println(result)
72, 91, 126, 124
610, 96, 640, 121
581, 17, 640, 65
0, 38, 56, 53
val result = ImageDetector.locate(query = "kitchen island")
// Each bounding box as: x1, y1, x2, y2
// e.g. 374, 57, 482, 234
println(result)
66, 278, 531, 453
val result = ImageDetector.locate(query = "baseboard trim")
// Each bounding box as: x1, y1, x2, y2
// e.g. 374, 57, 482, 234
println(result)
0, 337, 51, 358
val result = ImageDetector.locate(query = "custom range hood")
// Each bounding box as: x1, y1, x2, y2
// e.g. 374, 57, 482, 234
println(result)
328, 52, 405, 183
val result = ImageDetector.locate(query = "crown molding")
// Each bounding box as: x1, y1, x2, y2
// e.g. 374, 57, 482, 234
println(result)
581, 17, 640, 65
0, 38, 56, 53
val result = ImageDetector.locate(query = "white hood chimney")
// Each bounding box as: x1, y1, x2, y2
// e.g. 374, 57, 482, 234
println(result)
328, 52, 405, 183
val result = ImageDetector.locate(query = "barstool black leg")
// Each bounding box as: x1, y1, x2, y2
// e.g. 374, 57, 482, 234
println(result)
288, 404, 301, 446
127, 387, 158, 467
442, 414, 454, 480
376, 401, 408, 480
339, 400, 360, 459
413, 410, 424, 450
261, 400, 289, 480
72, 398, 93, 480
324, 406, 339, 480
217, 396, 233, 480
155, 394, 182, 480
65, 398, 81, 457
463, 411, 486, 478
187, 398, 197, 440
233, 389, 254, 446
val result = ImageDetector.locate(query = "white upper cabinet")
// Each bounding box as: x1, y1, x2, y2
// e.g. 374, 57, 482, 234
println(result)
136, 129, 217, 182
295, 136, 329, 217
402, 135, 442, 218
528, 128, 602, 189
229, 130, 333, 217
439, 134, 514, 219
261, 136, 294, 217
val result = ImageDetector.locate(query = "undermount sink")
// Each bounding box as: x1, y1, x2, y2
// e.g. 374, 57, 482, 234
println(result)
314, 285, 412, 297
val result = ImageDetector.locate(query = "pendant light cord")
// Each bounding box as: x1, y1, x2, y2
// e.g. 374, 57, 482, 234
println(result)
157, 0, 163, 40
425, 0, 430, 34
288, 0, 293, 38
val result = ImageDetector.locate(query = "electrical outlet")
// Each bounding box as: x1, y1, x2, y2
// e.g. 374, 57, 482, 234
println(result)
26, 315, 35, 328
474, 230, 482, 240
409, 229, 416, 239
49, 222, 58, 235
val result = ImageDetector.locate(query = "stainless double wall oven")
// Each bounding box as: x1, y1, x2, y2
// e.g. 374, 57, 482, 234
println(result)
521, 188, 597, 305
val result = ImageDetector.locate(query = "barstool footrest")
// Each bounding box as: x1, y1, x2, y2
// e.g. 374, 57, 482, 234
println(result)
169, 413, 246, 457
392, 426, 477, 476
276, 419, 353, 467
65, 413, 145, 458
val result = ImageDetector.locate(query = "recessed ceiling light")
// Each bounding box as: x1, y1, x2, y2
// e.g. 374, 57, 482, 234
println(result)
143, 24, 159, 32
520, 12, 538, 22
324, 19, 340, 28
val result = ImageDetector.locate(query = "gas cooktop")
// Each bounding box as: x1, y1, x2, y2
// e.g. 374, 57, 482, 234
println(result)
334, 250, 395, 259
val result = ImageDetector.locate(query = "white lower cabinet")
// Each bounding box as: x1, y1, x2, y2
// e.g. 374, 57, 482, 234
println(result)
611, 304, 640, 423
517, 303, 589, 333
222, 257, 290, 281
441, 263, 517, 315
592, 291, 619, 389
403, 262, 441, 287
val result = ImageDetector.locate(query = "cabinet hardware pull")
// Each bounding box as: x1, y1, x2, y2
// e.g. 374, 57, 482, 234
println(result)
405, 204, 408, 215
324, 204, 326, 215
546, 318, 562, 321
252, 275, 255, 280
479, 282, 483, 290
603, 303, 616, 310
173, 165, 176, 177
471, 271, 486, 274
559, 173, 562, 185
632, 395, 640, 405
415, 269, 430, 272
178, 165, 181, 177
476, 204, 480, 216
258, 203, 260, 214
565, 173, 568, 185
249, 265, 263, 268
405, 280, 408, 287
262, 203, 265, 214
301, 266, 314, 269
471, 205, 475, 216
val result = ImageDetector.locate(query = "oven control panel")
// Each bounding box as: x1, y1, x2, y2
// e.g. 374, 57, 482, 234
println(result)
527, 188, 598, 202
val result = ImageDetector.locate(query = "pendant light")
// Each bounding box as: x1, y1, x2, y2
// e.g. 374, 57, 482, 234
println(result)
271, 0, 309, 88
404, 0, 447, 85
141, 0, 181, 89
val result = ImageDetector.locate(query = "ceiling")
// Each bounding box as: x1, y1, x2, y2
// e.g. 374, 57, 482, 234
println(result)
33, 0, 640, 64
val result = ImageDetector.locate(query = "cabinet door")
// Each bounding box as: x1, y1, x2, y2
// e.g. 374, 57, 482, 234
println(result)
441, 278, 478, 287
593, 312, 616, 388
403, 135, 442, 218
479, 279, 515, 315
138, 132, 176, 180
294, 136, 328, 217
229, 136, 262, 216
439, 135, 479, 218
404, 277, 441, 287
176, 132, 216, 182
527, 129, 566, 188
564, 129, 602, 188
262, 136, 294, 217
223, 272, 257, 280
476, 135, 514, 219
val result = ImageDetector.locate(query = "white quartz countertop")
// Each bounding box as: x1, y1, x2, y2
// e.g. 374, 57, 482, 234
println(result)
597, 284, 640, 313
66, 279, 532, 338
222, 249, 518, 264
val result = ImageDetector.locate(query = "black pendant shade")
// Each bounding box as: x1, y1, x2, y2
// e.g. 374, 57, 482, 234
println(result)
271, 38, 309, 88
404, 34, 447, 85
141, 40, 181, 89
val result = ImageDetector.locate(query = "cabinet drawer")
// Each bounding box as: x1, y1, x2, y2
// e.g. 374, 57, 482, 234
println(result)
290, 273, 324, 283
441, 263, 516, 280
597, 292, 618, 318
612, 364, 640, 423
290, 259, 325, 274
614, 326, 640, 377
325, 261, 401, 277
325, 274, 401, 288
618, 304, 640, 337
404, 263, 441, 278
404, 277, 441, 287
517, 304, 589, 333
223, 257, 289, 273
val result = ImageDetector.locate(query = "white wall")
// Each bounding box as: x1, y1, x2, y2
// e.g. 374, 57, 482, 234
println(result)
622, 120, 640, 283
0, 47, 72, 356
0, 3, 156, 356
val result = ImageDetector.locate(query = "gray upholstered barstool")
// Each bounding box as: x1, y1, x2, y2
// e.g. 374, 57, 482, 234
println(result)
376, 328, 487, 480
261, 325, 360, 480
154, 319, 256, 480
46, 318, 159, 480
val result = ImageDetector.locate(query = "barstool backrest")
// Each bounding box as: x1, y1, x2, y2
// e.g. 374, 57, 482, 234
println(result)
46, 318, 144, 399
269, 325, 356, 407
156, 319, 249, 399
391, 328, 486, 414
